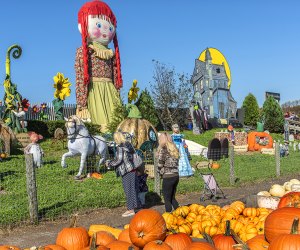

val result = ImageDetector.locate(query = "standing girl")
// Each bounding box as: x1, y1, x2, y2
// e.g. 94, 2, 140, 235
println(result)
107, 132, 140, 217
157, 133, 180, 212
171, 124, 194, 177
76, 0, 122, 130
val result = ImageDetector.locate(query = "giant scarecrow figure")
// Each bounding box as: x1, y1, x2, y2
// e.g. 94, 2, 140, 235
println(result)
75, 0, 122, 131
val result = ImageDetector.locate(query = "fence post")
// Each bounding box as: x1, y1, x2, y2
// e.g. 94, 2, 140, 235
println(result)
275, 142, 280, 177
153, 149, 161, 195
229, 145, 235, 185
25, 154, 39, 224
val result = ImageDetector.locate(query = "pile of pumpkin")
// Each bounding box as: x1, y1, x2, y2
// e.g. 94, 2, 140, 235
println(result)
258, 178, 300, 198
162, 201, 271, 242
2, 192, 300, 249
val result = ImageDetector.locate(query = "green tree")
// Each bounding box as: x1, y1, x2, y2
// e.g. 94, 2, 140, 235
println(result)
261, 96, 284, 133
135, 89, 159, 127
106, 97, 127, 133
242, 93, 260, 127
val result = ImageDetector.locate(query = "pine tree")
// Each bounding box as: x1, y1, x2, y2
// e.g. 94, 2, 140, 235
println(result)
242, 93, 260, 127
135, 89, 159, 127
106, 97, 127, 133
261, 96, 284, 133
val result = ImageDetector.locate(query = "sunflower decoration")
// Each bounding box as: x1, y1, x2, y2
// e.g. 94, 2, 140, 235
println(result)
53, 72, 71, 101
128, 79, 140, 104
52, 72, 72, 120
21, 98, 30, 112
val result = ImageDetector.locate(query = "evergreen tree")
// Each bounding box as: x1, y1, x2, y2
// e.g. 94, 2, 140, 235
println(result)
135, 89, 159, 127
242, 93, 260, 127
106, 97, 127, 133
261, 96, 284, 133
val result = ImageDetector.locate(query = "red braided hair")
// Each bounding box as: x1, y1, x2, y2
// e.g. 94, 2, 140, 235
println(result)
78, 0, 122, 89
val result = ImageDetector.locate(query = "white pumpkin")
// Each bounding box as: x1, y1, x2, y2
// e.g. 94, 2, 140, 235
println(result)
289, 179, 300, 185
269, 184, 285, 197
283, 181, 293, 191
257, 191, 271, 196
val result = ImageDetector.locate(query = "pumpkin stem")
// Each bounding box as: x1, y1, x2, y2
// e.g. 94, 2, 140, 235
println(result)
170, 228, 177, 234
138, 231, 145, 238
202, 232, 215, 246
69, 213, 78, 228
90, 233, 97, 250
291, 217, 299, 234
225, 220, 231, 236
155, 240, 163, 245
231, 230, 249, 249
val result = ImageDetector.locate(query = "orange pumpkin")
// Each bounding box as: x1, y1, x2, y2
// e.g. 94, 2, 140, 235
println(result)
189, 204, 200, 213
0, 246, 21, 250
213, 221, 236, 250
164, 232, 192, 250
269, 218, 300, 250
243, 208, 259, 217
44, 245, 66, 250
265, 207, 300, 243
56, 216, 90, 250
94, 231, 116, 246
184, 242, 217, 250
211, 162, 220, 169
174, 206, 190, 218
246, 235, 269, 250
202, 209, 222, 226
278, 191, 300, 208
238, 223, 258, 242
129, 209, 167, 248
118, 228, 131, 243
230, 201, 245, 215
106, 240, 137, 250
96, 247, 109, 250
143, 240, 172, 250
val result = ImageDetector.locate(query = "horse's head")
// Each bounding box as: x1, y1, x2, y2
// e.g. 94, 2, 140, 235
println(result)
65, 115, 84, 139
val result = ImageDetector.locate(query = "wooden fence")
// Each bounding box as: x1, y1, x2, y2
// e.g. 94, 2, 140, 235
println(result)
0, 103, 76, 121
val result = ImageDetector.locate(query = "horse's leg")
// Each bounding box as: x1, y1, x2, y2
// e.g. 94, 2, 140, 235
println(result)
76, 152, 88, 178
97, 143, 107, 171
61, 151, 74, 168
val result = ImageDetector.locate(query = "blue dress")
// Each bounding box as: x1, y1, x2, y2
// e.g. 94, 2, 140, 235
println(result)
171, 134, 194, 177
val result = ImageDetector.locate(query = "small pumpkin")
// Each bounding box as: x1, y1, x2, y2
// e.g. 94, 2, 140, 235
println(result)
211, 162, 220, 169
106, 240, 136, 250
238, 223, 258, 242
143, 240, 172, 250
246, 235, 269, 250
56, 215, 90, 250
184, 242, 217, 250
230, 201, 245, 215
277, 191, 300, 208
43, 245, 66, 250
164, 232, 192, 250
213, 221, 236, 250
269, 217, 300, 250
129, 209, 167, 248
94, 231, 116, 246
243, 208, 259, 217
118, 228, 131, 243
0, 153, 7, 159
264, 207, 300, 243
269, 184, 285, 197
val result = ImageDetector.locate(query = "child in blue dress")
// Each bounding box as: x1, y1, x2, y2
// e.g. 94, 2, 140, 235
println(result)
171, 124, 194, 177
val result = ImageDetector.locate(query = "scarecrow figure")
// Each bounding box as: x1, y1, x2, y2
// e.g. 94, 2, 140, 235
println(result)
24, 132, 44, 168
75, 0, 122, 131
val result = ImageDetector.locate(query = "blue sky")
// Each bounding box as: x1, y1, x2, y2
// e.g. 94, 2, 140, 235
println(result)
0, 0, 299, 107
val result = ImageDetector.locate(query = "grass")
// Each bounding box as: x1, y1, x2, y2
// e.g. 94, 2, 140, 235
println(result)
0, 131, 299, 226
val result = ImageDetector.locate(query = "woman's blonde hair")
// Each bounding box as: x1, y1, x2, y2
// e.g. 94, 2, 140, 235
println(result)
157, 132, 179, 159
114, 132, 126, 145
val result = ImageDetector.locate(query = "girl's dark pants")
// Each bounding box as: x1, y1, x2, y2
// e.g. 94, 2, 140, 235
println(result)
162, 175, 179, 212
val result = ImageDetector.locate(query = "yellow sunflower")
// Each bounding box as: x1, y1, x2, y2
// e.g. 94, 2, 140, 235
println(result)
128, 79, 139, 103
53, 72, 72, 100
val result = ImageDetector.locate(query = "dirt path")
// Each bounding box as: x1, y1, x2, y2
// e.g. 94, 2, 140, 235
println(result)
1, 174, 298, 248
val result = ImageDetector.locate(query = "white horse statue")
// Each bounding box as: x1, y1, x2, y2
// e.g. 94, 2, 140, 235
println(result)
61, 115, 107, 179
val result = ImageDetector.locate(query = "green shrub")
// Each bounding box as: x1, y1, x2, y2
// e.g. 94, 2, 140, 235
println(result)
262, 96, 284, 133
242, 93, 260, 127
